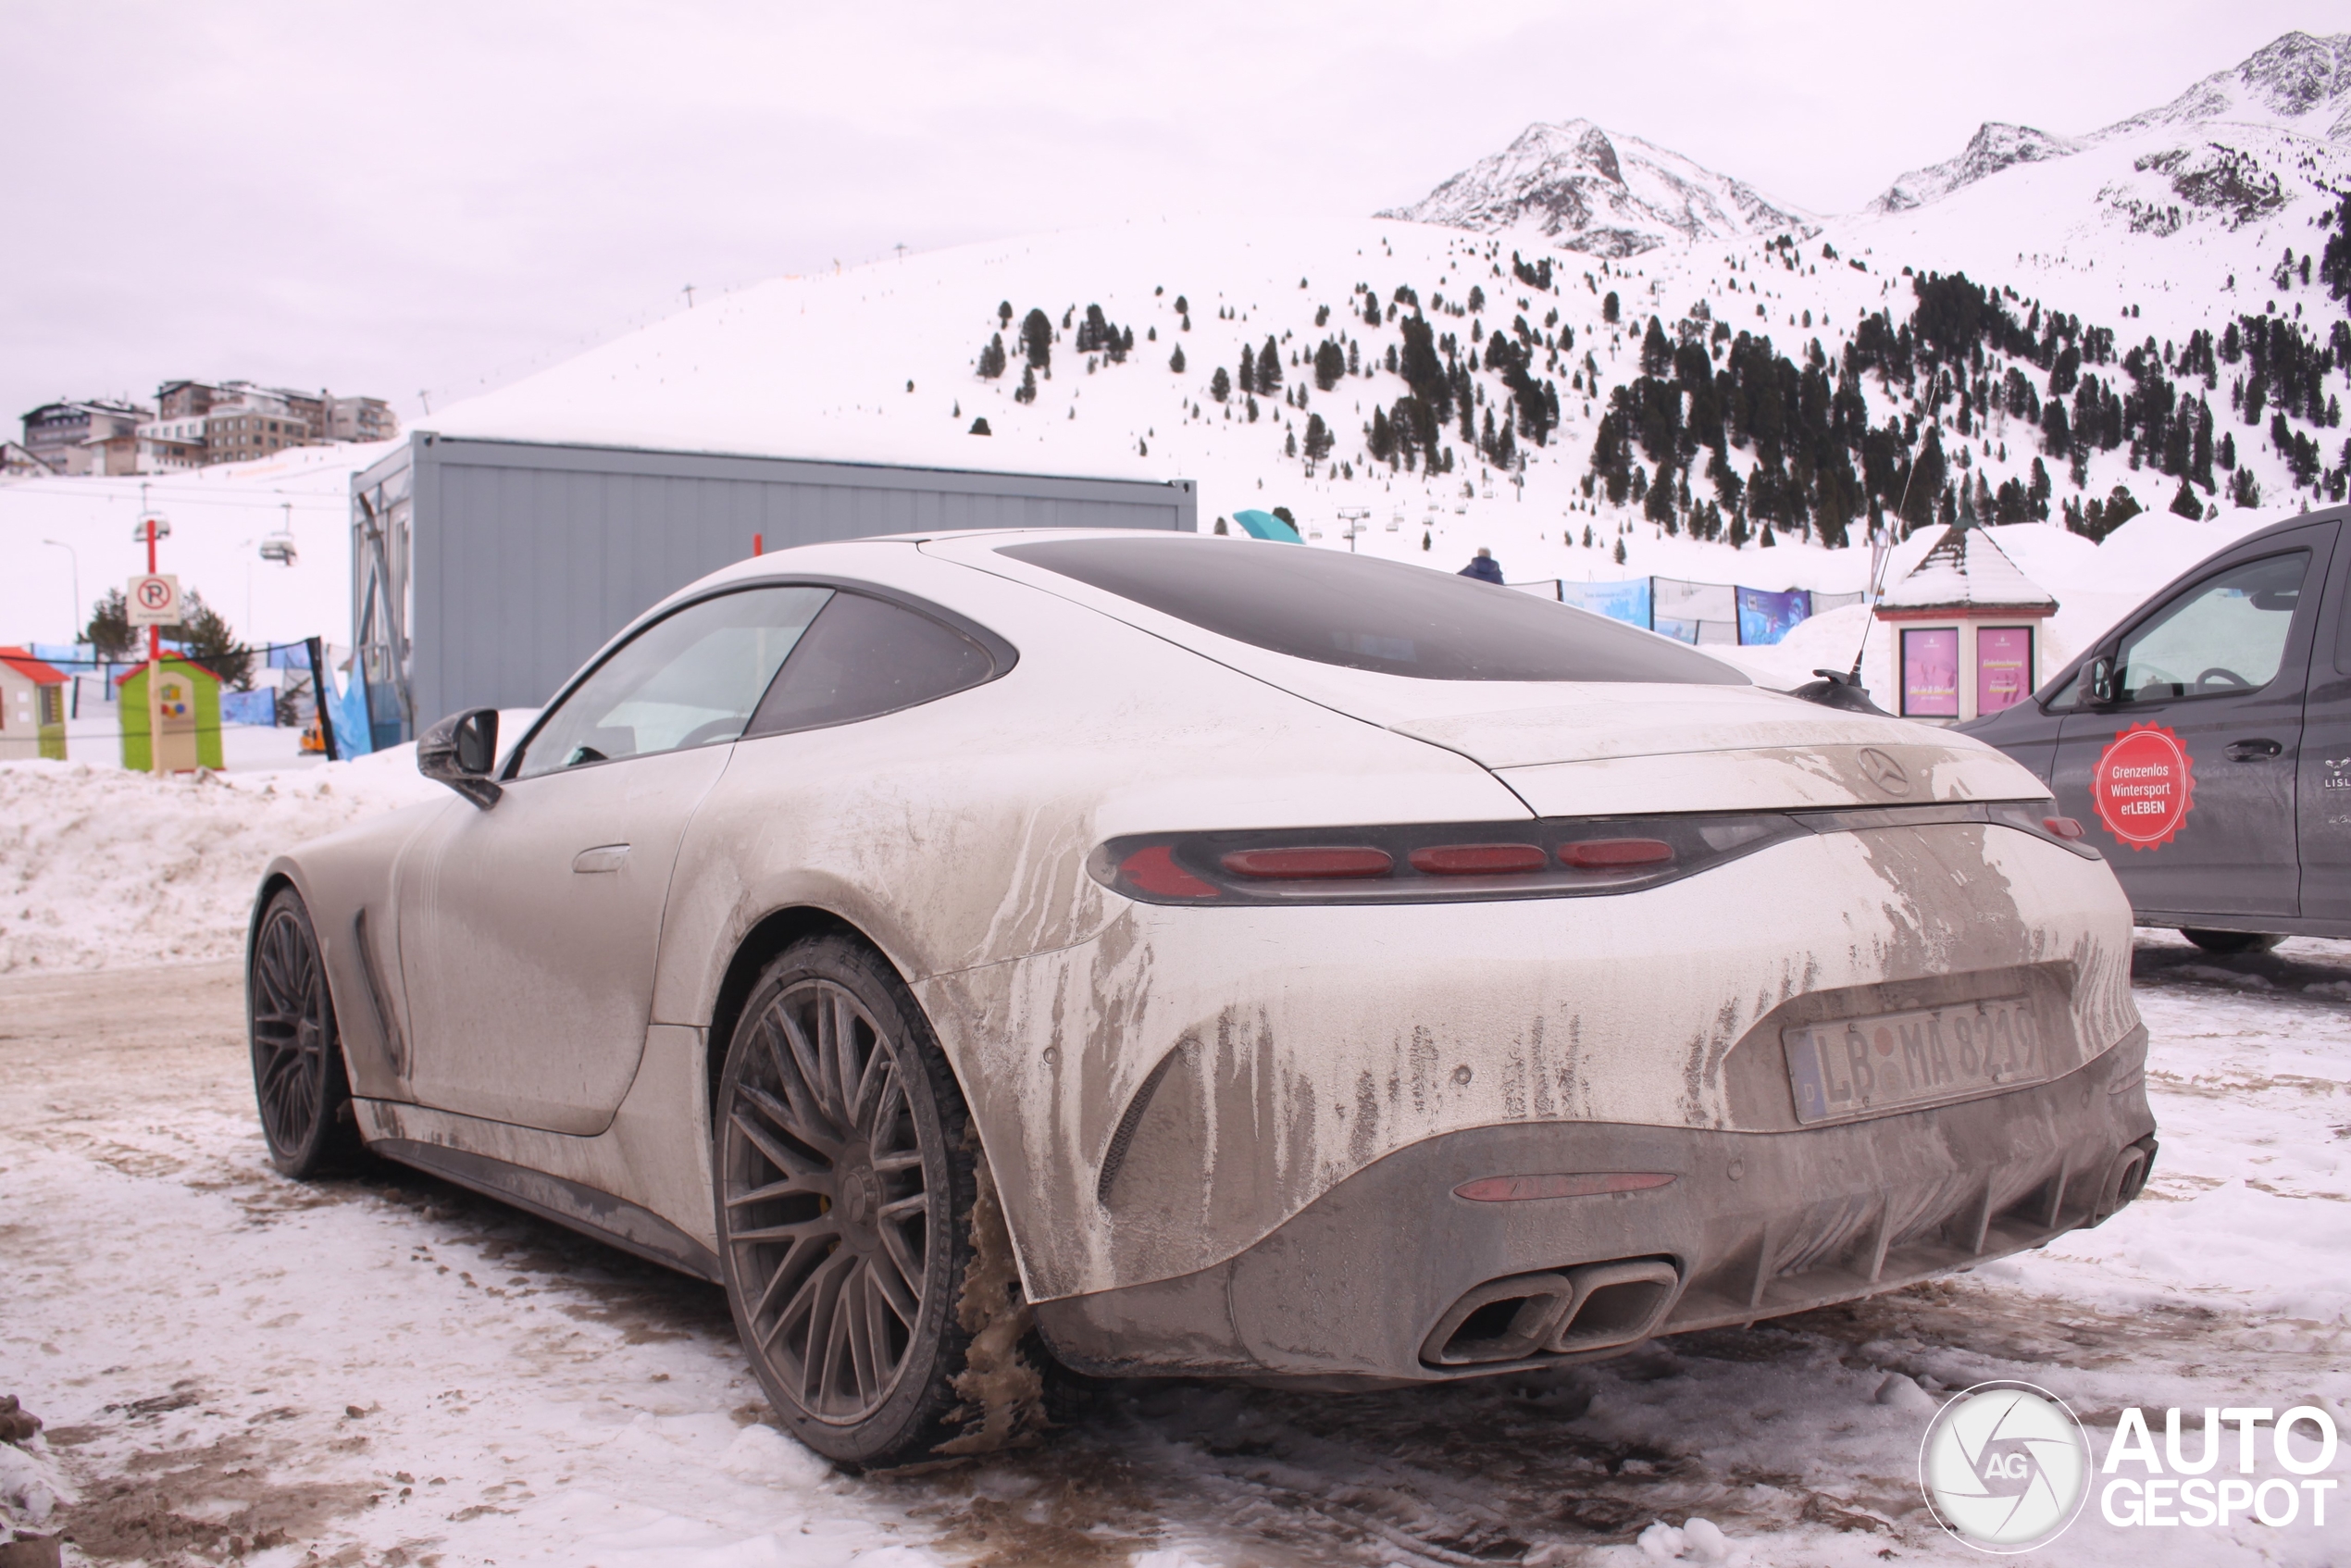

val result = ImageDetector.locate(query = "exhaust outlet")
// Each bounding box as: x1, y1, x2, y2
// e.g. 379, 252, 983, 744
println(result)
1544, 1259, 1680, 1354
2087, 1135, 2158, 1226
1421, 1272, 1574, 1365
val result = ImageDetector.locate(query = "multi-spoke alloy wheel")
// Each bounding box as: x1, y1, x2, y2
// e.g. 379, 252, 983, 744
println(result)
716, 936, 978, 1465
247, 888, 359, 1177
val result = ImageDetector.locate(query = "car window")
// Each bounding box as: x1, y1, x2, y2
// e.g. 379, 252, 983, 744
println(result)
997, 535, 1744, 684
515, 587, 832, 778
2108, 551, 2308, 704
743, 591, 998, 737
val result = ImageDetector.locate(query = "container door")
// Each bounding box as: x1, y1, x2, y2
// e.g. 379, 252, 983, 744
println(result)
2046, 522, 2333, 922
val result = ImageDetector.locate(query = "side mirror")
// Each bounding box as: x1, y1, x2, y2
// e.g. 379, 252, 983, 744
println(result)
417, 707, 503, 809
2081, 655, 2117, 706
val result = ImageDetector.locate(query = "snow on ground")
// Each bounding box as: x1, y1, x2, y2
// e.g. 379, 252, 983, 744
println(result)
0, 750, 440, 974
3, 936, 2345, 1566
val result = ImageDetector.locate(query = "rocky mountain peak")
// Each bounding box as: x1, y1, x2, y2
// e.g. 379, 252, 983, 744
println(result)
1379, 118, 1812, 258
1869, 121, 2083, 215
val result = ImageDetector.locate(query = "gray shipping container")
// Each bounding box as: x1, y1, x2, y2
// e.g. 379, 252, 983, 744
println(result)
350, 433, 1197, 746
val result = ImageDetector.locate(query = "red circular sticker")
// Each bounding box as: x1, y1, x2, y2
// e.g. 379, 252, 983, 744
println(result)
2091, 722, 2196, 850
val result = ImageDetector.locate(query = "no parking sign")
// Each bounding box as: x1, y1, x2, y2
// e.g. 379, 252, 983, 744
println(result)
2092, 723, 2196, 850
127, 574, 180, 627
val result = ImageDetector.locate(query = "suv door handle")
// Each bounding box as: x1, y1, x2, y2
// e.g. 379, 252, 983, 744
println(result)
2225, 739, 2283, 761
572, 844, 631, 873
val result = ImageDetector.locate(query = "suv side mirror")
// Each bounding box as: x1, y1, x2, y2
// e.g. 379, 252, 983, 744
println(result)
418, 707, 503, 809
2080, 655, 2116, 706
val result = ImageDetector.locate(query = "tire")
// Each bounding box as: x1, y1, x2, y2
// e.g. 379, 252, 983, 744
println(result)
715, 935, 982, 1467
2181, 928, 2284, 955
246, 887, 364, 1177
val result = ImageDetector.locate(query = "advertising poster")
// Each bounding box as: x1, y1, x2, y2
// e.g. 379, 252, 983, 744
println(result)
1901, 627, 1960, 717
1977, 625, 2035, 715
1560, 578, 1652, 629
1735, 587, 1813, 646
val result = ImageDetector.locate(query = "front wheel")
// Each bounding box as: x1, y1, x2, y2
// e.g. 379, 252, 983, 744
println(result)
2182, 928, 2284, 955
246, 887, 364, 1177
715, 936, 987, 1466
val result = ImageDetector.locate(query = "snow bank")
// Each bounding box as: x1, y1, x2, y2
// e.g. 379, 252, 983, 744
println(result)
0, 749, 441, 974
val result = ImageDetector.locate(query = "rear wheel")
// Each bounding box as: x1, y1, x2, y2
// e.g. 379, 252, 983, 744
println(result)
246, 888, 363, 1177
2181, 928, 2284, 955
715, 936, 980, 1466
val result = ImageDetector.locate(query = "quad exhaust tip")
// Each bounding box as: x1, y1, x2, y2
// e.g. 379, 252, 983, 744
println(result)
1422, 1258, 1681, 1367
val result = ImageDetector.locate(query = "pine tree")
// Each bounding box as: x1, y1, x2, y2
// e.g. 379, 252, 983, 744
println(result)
1314, 339, 1345, 391
1256, 336, 1283, 392
1613, 538, 1627, 565
84, 587, 136, 658
1015, 365, 1038, 404
1020, 308, 1052, 369
1209, 365, 1230, 403
166, 589, 254, 690
998, 301, 1014, 327
1238, 348, 1255, 395
1285, 429, 1298, 458
1602, 292, 1620, 325
1170, 343, 1187, 374
1363, 292, 1381, 328
2169, 475, 2202, 517
1304, 412, 1332, 462
977, 333, 1007, 379
969, 417, 992, 435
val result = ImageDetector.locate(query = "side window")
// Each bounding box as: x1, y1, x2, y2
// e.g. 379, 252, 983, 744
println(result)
515, 587, 832, 779
2111, 550, 2309, 704
744, 591, 997, 738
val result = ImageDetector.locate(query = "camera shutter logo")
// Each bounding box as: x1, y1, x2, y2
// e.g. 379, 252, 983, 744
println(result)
1919, 1381, 2091, 1551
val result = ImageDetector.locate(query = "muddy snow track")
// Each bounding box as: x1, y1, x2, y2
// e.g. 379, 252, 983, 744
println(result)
2, 940, 2345, 1567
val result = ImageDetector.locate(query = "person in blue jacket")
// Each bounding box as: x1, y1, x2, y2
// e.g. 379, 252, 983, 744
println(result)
1459, 547, 1504, 584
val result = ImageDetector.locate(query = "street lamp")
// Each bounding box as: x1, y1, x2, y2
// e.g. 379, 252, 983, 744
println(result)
41, 539, 79, 641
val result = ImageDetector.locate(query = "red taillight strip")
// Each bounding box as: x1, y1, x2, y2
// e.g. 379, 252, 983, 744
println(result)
2044, 816, 2085, 840
1408, 843, 1549, 876
1117, 844, 1218, 899
1221, 846, 1394, 879
1453, 1172, 1678, 1202
1560, 838, 1674, 868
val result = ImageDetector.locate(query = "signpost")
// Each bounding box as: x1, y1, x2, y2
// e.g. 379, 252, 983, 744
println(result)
128, 516, 181, 774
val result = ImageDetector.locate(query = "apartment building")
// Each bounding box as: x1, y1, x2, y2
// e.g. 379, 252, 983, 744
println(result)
19, 400, 151, 475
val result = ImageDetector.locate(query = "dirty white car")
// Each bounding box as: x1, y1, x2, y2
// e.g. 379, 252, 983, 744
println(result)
247, 529, 2156, 1466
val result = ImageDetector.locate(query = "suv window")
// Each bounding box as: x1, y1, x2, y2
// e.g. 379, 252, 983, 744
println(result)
515, 587, 832, 778
744, 591, 999, 736
998, 535, 1743, 684
2108, 551, 2309, 704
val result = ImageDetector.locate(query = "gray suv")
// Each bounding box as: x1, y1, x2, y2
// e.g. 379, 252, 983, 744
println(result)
1962, 504, 2349, 952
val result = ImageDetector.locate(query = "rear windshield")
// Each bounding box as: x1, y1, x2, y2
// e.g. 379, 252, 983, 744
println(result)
998, 536, 1746, 684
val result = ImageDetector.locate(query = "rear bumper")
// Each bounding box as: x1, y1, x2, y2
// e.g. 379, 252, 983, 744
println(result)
1035, 1027, 2154, 1383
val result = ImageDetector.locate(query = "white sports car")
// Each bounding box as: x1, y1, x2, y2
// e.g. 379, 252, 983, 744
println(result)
247, 529, 2155, 1465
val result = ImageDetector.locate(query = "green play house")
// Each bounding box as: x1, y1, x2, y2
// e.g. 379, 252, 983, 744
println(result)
117, 657, 224, 772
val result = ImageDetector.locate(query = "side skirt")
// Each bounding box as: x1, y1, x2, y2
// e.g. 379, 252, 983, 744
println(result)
371, 1136, 722, 1283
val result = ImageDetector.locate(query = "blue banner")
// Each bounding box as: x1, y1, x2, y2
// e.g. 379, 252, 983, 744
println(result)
1735, 587, 1813, 646
1560, 579, 1652, 629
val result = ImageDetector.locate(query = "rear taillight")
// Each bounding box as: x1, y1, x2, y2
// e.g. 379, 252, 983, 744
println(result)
1092, 813, 1806, 906
2044, 815, 2085, 840
1410, 843, 1549, 876
1223, 846, 1393, 878
1560, 838, 1673, 868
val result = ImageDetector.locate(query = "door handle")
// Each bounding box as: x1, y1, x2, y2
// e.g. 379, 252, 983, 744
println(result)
2224, 739, 2283, 761
572, 844, 631, 873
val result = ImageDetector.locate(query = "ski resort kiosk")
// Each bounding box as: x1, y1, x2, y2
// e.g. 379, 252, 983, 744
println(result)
0, 647, 68, 760
1873, 526, 2058, 726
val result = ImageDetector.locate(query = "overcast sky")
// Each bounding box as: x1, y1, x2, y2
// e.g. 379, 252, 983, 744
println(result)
2, 2, 2322, 431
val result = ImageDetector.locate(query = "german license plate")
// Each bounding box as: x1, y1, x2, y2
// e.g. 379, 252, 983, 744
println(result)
1784, 997, 2046, 1124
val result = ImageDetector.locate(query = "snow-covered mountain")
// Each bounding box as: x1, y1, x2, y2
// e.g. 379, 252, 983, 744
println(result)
1869, 123, 2084, 216
388, 29, 2350, 703
2102, 29, 2351, 142
1375, 119, 1814, 258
